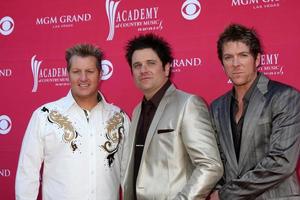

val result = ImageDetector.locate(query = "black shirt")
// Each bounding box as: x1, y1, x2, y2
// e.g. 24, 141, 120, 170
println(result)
230, 73, 260, 162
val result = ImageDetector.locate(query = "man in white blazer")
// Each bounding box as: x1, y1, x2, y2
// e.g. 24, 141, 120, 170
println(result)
122, 33, 223, 200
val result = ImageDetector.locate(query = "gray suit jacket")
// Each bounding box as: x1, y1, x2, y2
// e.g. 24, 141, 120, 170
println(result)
122, 84, 223, 200
210, 73, 300, 200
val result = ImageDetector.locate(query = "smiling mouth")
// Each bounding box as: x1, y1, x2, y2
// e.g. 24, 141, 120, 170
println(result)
79, 83, 89, 87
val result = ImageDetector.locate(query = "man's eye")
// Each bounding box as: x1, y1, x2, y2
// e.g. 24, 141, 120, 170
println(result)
133, 64, 141, 69
148, 61, 156, 65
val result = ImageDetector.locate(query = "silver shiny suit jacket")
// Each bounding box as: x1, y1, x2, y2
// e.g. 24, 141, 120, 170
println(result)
122, 84, 223, 200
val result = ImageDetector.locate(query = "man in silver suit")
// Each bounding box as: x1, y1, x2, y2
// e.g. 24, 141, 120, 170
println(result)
122, 33, 223, 200
210, 24, 300, 199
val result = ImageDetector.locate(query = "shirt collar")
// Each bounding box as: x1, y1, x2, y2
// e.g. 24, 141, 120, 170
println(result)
142, 80, 171, 108
231, 72, 261, 103
60, 90, 107, 112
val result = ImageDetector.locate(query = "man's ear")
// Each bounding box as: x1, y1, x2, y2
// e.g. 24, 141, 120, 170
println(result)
255, 53, 261, 68
99, 69, 103, 80
164, 63, 171, 77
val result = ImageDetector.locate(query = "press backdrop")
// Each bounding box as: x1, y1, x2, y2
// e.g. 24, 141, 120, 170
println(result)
1, 0, 299, 199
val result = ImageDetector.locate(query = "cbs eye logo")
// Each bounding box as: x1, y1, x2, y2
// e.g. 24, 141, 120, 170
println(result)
0, 16, 14, 36
181, 0, 201, 20
101, 60, 114, 80
0, 115, 12, 135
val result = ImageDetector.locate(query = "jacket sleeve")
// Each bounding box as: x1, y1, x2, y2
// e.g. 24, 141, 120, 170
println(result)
120, 110, 133, 200
15, 109, 45, 200
219, 88, 300, 199
209, 106, 227, 191
175, 95, 223, 200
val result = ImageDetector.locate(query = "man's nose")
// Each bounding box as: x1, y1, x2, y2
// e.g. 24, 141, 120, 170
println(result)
232, 57, 240, 67
140, 64, 148, 73
80, 72, 87, 81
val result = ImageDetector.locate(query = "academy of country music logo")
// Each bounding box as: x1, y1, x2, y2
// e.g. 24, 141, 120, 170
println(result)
0, 115, 12, 135
105, 0, 163, 41
258, 52, 284, 76
172, 57, 202, 73
31, 55, 114, 92
0, 16, 14, 36
35, 13, 92, 29
181, 0, 201, 20
31, 55, 69, 92
231, 0, 280, 9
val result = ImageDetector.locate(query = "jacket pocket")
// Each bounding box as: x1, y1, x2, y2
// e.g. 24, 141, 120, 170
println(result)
157, 129, 174, 134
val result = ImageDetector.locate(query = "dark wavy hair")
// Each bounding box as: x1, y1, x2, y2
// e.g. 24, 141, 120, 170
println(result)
217, 24, 262, 65
125, 33, 173, 74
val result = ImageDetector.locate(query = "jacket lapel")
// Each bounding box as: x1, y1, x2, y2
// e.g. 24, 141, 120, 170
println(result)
131, 103, 142, 142
238, 74, 269, 170
220, 93, 239, 172
139, 85, 175, 170
124, 103, 141, 181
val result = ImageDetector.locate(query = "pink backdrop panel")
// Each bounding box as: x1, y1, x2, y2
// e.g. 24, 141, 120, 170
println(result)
0, 0, 299, 199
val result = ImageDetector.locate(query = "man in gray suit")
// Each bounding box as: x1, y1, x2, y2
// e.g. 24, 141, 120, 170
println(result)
210, 24, 300, 199
122, 33, 223, 200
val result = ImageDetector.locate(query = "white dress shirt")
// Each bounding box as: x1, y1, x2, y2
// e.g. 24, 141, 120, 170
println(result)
16, 91, 130, 200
